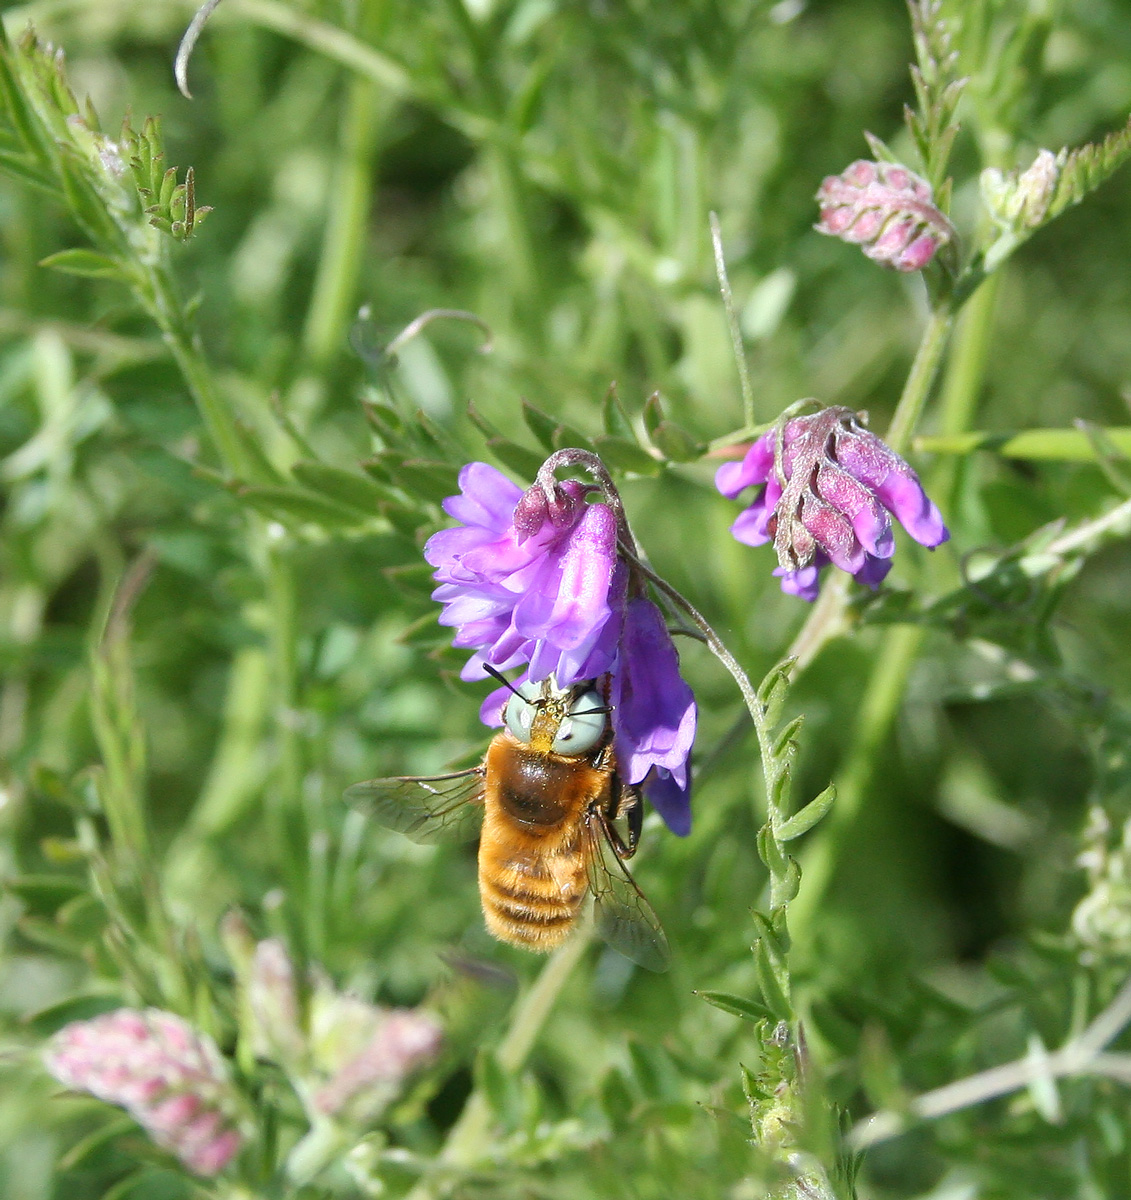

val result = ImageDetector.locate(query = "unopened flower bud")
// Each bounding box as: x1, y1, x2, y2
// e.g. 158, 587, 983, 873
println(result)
248, 938, 306, 1068
981, 148, 1062, 231
815, 159, 954, 272
313, 1009, 442, 1120
45, 1009, 243, 1177
513, 479, 586, 539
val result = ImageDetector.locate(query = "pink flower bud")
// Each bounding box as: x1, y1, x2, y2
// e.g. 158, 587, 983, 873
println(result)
247, 938, 306, 1068
312, 1001, 442, 1122
45, 1009, 243, 1177
815, 160, 954, 272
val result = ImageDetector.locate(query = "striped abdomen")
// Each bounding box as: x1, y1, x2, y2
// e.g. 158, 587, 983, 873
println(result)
477, 735, 609, 952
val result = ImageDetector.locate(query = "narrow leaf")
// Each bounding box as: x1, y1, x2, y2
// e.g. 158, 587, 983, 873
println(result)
695, 990, 775, 1023
38, 248, 124, 279
777, 784, 836, 841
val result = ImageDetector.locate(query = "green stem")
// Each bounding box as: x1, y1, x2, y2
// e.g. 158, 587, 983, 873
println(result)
883, 300, 955, 455
788, 624, 924, 943
406, 931, 591, 1200
302, 73, 386, 365
143, 265, 249, 477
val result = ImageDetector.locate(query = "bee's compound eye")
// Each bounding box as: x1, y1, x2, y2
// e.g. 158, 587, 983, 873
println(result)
552, 689, 606, 755
504, 693, 537, 743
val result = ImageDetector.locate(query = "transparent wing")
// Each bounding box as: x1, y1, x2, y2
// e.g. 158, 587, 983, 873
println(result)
344, 768, 485, 844
585, 807, 670, 973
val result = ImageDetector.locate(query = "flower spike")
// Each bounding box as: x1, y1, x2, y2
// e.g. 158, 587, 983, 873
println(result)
45, 1009, 243, 1177
815, 159, 955, 272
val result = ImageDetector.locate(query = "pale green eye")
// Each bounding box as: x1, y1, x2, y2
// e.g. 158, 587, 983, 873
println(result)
504, 686, 540, 739
552, 689, 606, 755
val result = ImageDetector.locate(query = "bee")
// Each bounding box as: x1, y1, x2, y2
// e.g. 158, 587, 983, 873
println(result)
345, 673, 670, 972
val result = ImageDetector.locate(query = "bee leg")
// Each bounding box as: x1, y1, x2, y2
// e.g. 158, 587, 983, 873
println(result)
605, 778, 643, 860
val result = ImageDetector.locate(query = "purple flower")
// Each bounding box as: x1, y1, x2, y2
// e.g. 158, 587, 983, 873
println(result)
815, 159, 954, 272
426, 455, 697, 834
45, 1009, 243, 1177
716, 406, 948, 601
425, 463, 620, 688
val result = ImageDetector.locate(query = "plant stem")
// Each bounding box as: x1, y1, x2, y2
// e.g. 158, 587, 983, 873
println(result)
848, 973, 1131, 1151
710, 211, 756, 428
405, 931, 592, 1200
302, 72, 386, 366
788, 624, 925, 943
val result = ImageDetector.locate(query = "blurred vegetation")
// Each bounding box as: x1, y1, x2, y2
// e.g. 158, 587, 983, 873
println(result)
3, 0, 1131, 1196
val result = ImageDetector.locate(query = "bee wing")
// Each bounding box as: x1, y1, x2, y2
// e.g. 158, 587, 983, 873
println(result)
585, 806, 671, 973
344, 768, 485, 844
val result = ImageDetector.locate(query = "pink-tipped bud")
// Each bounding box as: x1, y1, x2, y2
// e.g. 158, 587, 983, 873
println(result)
45, 1009, 243, 1177
311, 1001, 442, 1122
815, 159, 954, 272
247, 938, 306, 1068
513, 478, 588, 541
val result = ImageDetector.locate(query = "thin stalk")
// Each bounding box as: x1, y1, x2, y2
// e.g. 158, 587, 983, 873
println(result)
883, 301, 955, 455
849, 973, 1131, 1151
788, 624, 925, 942
710, 211, 756, 428
405, 931, 592, 1200
302, 73, 386, 365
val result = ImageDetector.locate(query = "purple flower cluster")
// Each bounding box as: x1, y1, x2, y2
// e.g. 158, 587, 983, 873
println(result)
426, 459, 696, 835
716, 407, 948, 601
815, 159, 954, 272
45, 1009, 242, 1177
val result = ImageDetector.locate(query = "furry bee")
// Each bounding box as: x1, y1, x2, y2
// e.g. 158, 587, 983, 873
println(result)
345, 674, 669, 972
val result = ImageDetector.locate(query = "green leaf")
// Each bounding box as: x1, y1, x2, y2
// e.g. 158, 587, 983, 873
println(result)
38, 248, 125, 279
695, 990, 775, 1023
3, 873, 85, 911
771, 714, 804, 760
0, 148, 57, 192
550, 421, 594, 453
234, 485, 374, 528
643, 392, 664, 439
757, 658, 795, 727
522, 398, 558, 450
591, 434, 660, 475
16, 915, 87, 957
292, 462, 390, 514
376, 455, 460, 505
485, 437, 544, 479
58, 1117, 136, 1171
26, 992, 123, 1036
752, 936, 792, 1023
777, 784, 836, 841
602, 383, 635, 439
649, 417, 704, 463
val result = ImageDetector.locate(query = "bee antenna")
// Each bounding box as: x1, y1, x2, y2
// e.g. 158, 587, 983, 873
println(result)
483, 664, 527, 701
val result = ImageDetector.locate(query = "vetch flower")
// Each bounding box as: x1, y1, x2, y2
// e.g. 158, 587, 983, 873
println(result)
426, 450, 697, 834
716, 406, 949, 601
815, 159, 955, 272
425, 463, 620, 689
45, 1009, 243, 1177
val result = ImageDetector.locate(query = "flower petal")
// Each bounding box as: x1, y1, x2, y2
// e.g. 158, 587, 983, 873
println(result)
714, 432, 775, 498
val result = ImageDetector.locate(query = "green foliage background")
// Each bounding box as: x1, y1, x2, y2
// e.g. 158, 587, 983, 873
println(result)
3, 0, 1131, 1196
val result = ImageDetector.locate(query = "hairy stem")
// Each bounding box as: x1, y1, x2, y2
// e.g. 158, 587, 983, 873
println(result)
849, 973, 1131, 1151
